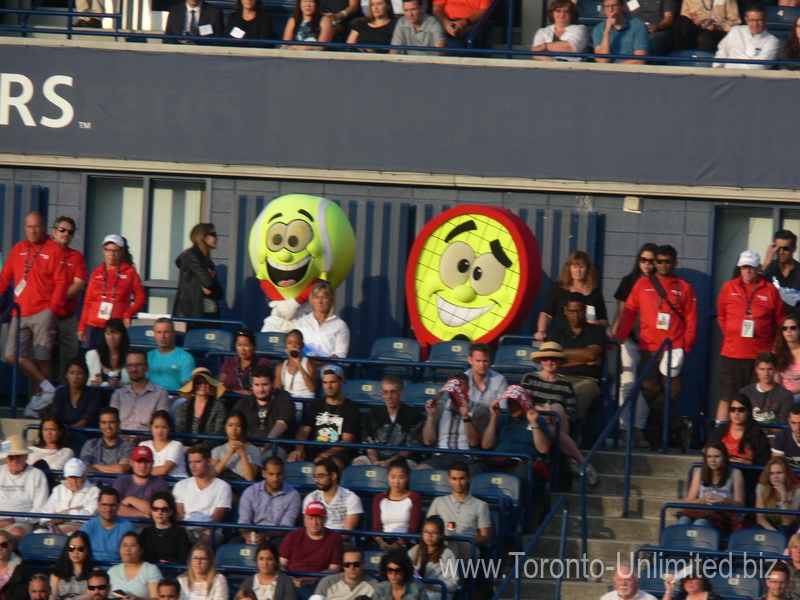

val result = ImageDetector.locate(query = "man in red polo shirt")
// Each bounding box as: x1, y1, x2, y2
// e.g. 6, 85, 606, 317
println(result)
432, 0, 491, 46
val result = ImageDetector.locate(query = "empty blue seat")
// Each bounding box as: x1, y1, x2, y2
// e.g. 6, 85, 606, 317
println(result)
215, 543, 257, 570
340, 465, 389, 491
255, 331, 287, 357
728, 528, 786, 555
18, 533, 68, 562
492, 345, 536, 375
576, 0, 604, 26
283, 461, 317, 490
183, 329, 234, 355
127, 325, 158, 349
364, 550, 385, 572
343, 380, 384, 404
427, 341, 470, 365
709, 573, 761, 600
410, 469, 451, 495
403, 382, 440, 407
767, 5, 800, 32
659, 524, 720, 552
370, 337, 422, 363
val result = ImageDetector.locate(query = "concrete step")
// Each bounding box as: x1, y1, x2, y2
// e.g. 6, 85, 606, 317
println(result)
558, 492, 678, 520
549, 514, 663, 542
499, 579, 611, 600
584, 473, 688, 498
591, 449, 702, 478
528, 535, 644, 563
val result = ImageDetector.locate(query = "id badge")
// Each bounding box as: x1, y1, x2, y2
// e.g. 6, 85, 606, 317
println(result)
656, 312, 671, 330
97, 301, 113, 320
741, 319, 755, 338
13, 279, 27, 297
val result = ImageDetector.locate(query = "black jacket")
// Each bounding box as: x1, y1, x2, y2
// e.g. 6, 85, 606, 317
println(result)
0, 556, 29, 600
172, 246, 223, 319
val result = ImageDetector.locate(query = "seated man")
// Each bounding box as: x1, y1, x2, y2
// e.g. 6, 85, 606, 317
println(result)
280, 502, 343, 599
547, 293, 605, 420
432, 0, 491, 47
593, 0, 650, 64
599, 564, 658, 600
713, 1, 778, 68
390, 0, 446, 55
352, 375, 424, 468
314, 548, 376, 600
464, 343, 508, 408
628, 0, 677, 55
238, 456, 302, 544
87, 570, 111, 600
0, 435, 49, 537
674, 0, 739, 52
743, 351, 793, 425
40, 457, 99, 535
426, 462, 490, 561
772, 404, 800, 468
110, 348, 170, 433
302, 458, 363, 534
156, 579, 180, 600
80, 407, 135, 474
173, 444, 232, 543
112, 446, 170, 518
417, 374, 489, 470
478, 385, 550, 485
233, 364, 295, 458
146, 318, 195, 393
164, 0, 224, 43
288, 365, 360, 470
29, 574, 51, 600
81, 487, 136, 562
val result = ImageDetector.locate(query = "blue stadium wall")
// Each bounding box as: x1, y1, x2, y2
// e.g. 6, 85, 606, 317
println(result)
2, 39, 799, 420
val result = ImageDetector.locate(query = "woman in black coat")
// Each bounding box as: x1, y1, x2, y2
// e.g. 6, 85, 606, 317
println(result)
173, 223, 223, 324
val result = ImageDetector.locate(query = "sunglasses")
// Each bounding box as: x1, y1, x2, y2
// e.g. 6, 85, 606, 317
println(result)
655, 259, 673, 265
729, 406, 747, 413
191, 556, 210, 562
343, 562, 361, 568
56, 227, 76, 235
777, 246, 794, 252
68, 545, 86, 552
385, 567, 403, 574
88, 585, 109, 591
638, 257, 654, 264
784, 325, 799, 331
207, 232, 218, 238
152, 506, 170, 512
0, 541, 11, 550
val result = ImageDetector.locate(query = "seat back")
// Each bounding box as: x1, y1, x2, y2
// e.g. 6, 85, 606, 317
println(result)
183, 329, 234, 354
283, 461, 317, 490
127, 325, 158, 349
255, 331, 287, 357
403, 382, 440, 407
343, 380, 384, 404
410, 469, 451, 495
659, 524, 720, 551
767, 5, 800, 31
576, 0, 604, 26
370, 337, 422, 362
427, 341, 471, 365
492, 345, 536, 373
728, 528, 786, 555
18, 533, 68, 562
215, 543, 257, 570
340, 465, 389, 491
470, 472, 522, 507
667, 50, 715, 68
709, 573, 762, 600
363, 550, 385, 573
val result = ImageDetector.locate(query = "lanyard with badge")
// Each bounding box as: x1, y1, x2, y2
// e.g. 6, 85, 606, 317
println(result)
656, 281, 680, 331
98, 264, 120, 320
741, 283, 758, 338
14, 243, 44, 297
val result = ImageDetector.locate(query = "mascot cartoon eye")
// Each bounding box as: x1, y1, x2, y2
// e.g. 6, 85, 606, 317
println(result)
470, 253, 507, 296
440, 241, 474, 289
285, 220, 314, 252
267, 222, 288, 252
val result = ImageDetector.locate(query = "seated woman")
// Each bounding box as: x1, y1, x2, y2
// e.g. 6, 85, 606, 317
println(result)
756, 456, 800, 535
662, 571, 723, 600
218, 329, 271, 396
175, 368, 227, 442
274, 330, 317, 409
346, 0, 396, 51
210, 411, 262, 481
780, 16, 800, 69
788, 533, 800, 594
408, 516, 458, 600
141, 492, 190, 565
50, 531, 95, 600
282, 0, 334, 50
709, 394, 771, 466
177, 543, 228, 600
775, 314, 800, 401
238, 542, 296, 600
28, 413, 74, 471
0, 530, 28, 600
41, 458, 99, 535
372, 458, 422, 551
677, 440, 744, 530
226, 0, 273, 41
51, 358, 102, 429
85, 318, 130, 388
530, 0, 589, 61
373, 548, 427, 600
138, 411, 188, 478
295, 281, 350, 357
108, 532, 162, 600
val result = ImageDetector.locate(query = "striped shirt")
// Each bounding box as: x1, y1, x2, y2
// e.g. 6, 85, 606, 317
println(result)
520, 371, 577, 418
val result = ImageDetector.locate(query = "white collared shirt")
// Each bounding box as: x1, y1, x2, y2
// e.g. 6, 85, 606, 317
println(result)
184, 2, 202, 32
713, 24, 779, 69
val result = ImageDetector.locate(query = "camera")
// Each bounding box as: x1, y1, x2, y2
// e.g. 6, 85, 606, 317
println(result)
290, 350, 300, 358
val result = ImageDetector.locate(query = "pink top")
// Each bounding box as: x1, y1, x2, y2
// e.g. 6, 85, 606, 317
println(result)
780, 360, 800, 392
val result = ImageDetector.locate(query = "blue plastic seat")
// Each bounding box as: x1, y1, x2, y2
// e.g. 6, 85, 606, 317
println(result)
709, 573, 762, 600
403, 382, 440, 408
492, 345, 536, 376
370, 337, 422, 362
767, 5, 800, 32
340, 465, 389, 492
728, 528, 786, 555
364, 550, 385, 572
18, 533, 68, 562
215, 543, 257, 570
255, 331, 287, 357
659, 524, 720, 551
470, 472, 523, 543
427, 341, 470, 365
183, 328, 234, 355
576, 0, 604, 26
667, 50, 715, 68
343, 380, 384, 404
127, 325, 158, 349
410, 469, 451, 495
283, 461, 317, 490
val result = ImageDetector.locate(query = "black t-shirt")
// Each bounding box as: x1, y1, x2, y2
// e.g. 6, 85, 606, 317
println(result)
614, 273, 638, 302
141, 525, 191, 564
351, 17, 396, 49
302, 397, 361, 458
763, 258, 800, 311
541, 284, 607, 331
363, 402, 424, 461
547, 323, 606, 380
233, 390, 296, 441
225, 10, 273, 40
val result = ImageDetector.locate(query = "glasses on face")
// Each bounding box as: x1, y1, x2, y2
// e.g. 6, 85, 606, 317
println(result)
88, 585, 109, 591
784, 325, 799, 331
68, 545, 86, 552
125, 362, 146, 369
0, 542, 11, 550
56, 227, 75, 235
313, 473, 330, 479
729, 406, 747, 413
343, 561, 362, 568
103, 248, 121, 255
655, 259, 673, 265
207, 232, 218, 238
152, 506, 170, 512
191, 556, 210, 562
777, 245, 795, 252
638, 257, 654, 264
385, 567, 403, 574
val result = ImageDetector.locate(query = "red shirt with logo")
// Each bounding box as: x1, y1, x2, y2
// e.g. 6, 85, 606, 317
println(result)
78, 262, 146, 331
717, 275, 784, 359
0, 237, 68, 317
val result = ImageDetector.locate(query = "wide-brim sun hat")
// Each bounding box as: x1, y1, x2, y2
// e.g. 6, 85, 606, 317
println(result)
0, 435, 31, 458
530, 341, 569, 364
178, 367, 226, 399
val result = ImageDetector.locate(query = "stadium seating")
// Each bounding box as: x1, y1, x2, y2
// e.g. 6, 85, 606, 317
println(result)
658, 524, 720, 552
667, 50, 715, 68
18, 532, 68, 563
727, 528, 786, 556
767, 5, 800, 32
283, 461, 317, 491
492, 345, 538, 381
127, 325, 158, 349
403, 382, 440, 408
709, 573, 762, 600
215, 543, 257, 570
255, 331, 288, 357
340, 465, 389, 492
343, 380, 384, 405
410, 469, 451, 496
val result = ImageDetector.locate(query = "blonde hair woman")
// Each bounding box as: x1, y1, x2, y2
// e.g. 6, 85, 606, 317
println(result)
178, 543, 228, 600
173, 223, 223, 324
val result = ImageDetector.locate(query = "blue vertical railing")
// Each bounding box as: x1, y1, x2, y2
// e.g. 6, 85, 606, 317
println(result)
579, 337, 673, 564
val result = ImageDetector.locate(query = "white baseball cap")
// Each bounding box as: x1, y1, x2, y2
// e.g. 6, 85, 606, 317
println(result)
102, 234, 124, 248
63, 457, 86, 478
737, 250, 760, 268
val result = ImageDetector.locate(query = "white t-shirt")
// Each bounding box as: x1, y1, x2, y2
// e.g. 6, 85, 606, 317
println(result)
0, 465, 49, 523
302, 486, 363, 530
27, 446, 74, 470
139, 440, 188, 478
173, 477, 232, 522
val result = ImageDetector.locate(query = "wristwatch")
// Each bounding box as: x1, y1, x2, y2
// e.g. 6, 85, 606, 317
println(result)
462, 415, 473, 423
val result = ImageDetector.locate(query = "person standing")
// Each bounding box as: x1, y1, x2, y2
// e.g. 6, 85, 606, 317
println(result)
173, 224, 223, 326
763, 229, 800, 314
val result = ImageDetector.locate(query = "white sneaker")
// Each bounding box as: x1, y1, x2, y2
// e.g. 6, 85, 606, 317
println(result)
585, 463, 598, 486
566, 457, 581, 477
24, 390, 54, 418
566, 458, 599, 486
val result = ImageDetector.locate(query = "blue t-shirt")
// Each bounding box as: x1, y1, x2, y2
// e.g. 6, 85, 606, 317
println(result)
147, 348, 195, 391
592, 16, 650, 61
81, 516, 136, 562
494, 414, 550, 459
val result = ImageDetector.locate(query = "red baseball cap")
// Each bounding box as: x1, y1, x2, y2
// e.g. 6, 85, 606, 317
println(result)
131, 446, 154, 462
305, 501, 326, 517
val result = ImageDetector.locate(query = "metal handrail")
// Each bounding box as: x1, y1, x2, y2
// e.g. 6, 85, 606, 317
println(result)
580, 337, 673, 563
490, 496, 569, 600
658, 501, 800, 531
1, 302, 22, 417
